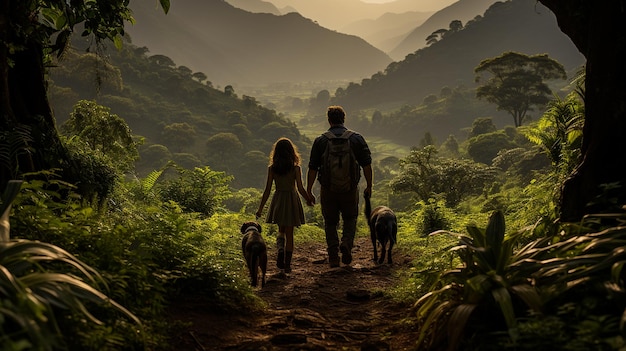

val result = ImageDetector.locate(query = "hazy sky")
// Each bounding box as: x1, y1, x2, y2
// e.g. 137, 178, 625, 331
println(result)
265, 0, 459, 30
268, 0, 458, 13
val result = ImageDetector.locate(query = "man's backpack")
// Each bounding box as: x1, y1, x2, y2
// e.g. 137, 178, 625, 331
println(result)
318, 130, 360, 193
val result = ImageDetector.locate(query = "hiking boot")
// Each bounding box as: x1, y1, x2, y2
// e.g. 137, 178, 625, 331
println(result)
328, 255, 340, 268
340, 245, 352, 265
284, 251, 293, 273
276, 250, 285, 269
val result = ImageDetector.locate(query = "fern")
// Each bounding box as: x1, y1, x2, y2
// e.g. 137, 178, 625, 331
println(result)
141, 169, 164, 194
0, 124, 33, 178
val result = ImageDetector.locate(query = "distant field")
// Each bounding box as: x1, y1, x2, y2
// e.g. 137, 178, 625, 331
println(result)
367, 136, 411, 160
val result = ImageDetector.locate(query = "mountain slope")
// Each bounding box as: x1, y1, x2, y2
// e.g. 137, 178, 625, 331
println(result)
334, 0, 585, 111
389, 0, 498, 60
226, 0, 281, 15
265, 0, 456, 29
126, 0, 392, 87
339, 11, 434, 53
50, 37, 312, 188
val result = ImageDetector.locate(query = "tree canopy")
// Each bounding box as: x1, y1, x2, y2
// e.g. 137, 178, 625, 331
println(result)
61, 100, 139, 172
474, 51, 567, 127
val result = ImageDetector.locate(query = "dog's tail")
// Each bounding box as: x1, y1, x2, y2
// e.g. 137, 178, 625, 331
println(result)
364, 192, 372, 225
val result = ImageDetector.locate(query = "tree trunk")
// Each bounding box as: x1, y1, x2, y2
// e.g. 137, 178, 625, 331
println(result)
0, 3, 9, 187
539, 1, 626, 222
0, 4, 66, 191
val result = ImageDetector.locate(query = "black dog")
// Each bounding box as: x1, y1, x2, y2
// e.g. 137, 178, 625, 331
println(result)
240, 222, 267, 287
364, 194, 397, 264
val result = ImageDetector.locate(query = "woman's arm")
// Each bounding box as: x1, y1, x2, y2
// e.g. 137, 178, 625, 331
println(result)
256, 167, 273, 218
295, 166, 309, 202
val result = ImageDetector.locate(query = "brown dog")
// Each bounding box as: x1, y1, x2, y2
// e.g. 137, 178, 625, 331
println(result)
240, 221, 267, 287
364, 194, 397, 264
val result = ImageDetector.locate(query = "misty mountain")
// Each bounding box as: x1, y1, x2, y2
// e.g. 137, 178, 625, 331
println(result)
225, 0, 281, 15
265, 0, 456, 29
339, 11, 434, 54
389, 0, 498, 60
334, 0, 585, 112
126, 0, 392, 88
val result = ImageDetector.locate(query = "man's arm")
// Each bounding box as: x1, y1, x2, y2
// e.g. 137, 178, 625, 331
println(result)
306, 168, 317, 205
362, 164, 373, 198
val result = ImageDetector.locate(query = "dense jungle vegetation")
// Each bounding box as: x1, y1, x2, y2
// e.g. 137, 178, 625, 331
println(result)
2, 1, 626, 350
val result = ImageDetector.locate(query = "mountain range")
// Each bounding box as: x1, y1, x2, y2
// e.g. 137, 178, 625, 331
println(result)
224, 0, 488, 60
333, 0, 585, 112
326, 11, 433, 55
126, 0, 392, 88
262, 0, 456, 29
389, 0, 497, 60
126, 0, 572, 94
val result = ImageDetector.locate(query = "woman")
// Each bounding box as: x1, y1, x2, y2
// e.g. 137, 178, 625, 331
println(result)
256, 138, 310, 273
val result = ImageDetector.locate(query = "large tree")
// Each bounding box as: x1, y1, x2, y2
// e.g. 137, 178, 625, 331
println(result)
0, 0, 169, 190
474, 51, 567, 127
537, 1, 626, 222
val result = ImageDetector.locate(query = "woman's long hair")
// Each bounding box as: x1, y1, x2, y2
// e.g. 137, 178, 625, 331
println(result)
269, 138, 301, 176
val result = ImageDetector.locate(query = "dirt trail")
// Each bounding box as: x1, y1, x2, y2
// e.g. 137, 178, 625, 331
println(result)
167, 237, 420, 350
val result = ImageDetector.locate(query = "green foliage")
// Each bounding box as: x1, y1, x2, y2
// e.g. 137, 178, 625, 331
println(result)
2, 180, 143, 351
466, 131, 517, 165
419, 132, 436, 148
420, 198, 452, 236
469, 117, 497, 138
49, 36, 311, 189
10, 0, 167, 62
521, 90, 584, 177
52, 52, 123, 96
161, 122, 196, 153
1, 180, 23, 241
10, 173, 271, 349
491, 146, 551, 184
0, 239, 141, 351
158, 166, 232, 216
205, 132, 243, 169
137, 144, 171, 171
61, 100, 139, 173
0, 124, 33, 187
348, 86, 500, 147
440, 134, 460, 157
390, 236, 457, 304
391, 146, 499, 207
223, 187, 263, 214
414, 211, 542, 351
61, 137, 119, 205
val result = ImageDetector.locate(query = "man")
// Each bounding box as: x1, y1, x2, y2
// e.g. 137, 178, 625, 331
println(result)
306, 105, 373, 267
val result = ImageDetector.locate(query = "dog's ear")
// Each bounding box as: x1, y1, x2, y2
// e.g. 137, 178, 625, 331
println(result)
240, 222, 250, 234
255, 222, 262, 233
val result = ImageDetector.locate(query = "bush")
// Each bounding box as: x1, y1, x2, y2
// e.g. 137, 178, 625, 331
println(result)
158, 166, 232, 216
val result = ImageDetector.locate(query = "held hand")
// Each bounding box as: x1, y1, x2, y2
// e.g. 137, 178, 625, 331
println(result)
255, 210, 262, 219
306, 193, 316, 206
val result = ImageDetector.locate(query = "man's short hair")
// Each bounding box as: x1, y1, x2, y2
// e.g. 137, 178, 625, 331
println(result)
327, 106, 345, 125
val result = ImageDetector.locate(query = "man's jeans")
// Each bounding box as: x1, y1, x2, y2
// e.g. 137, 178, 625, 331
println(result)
320, 186, 359, 257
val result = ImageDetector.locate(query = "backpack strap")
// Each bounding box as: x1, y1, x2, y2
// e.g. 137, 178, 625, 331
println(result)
323, 131, 336, 140
323, 130, 354, 139
340, 130, 354, 138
